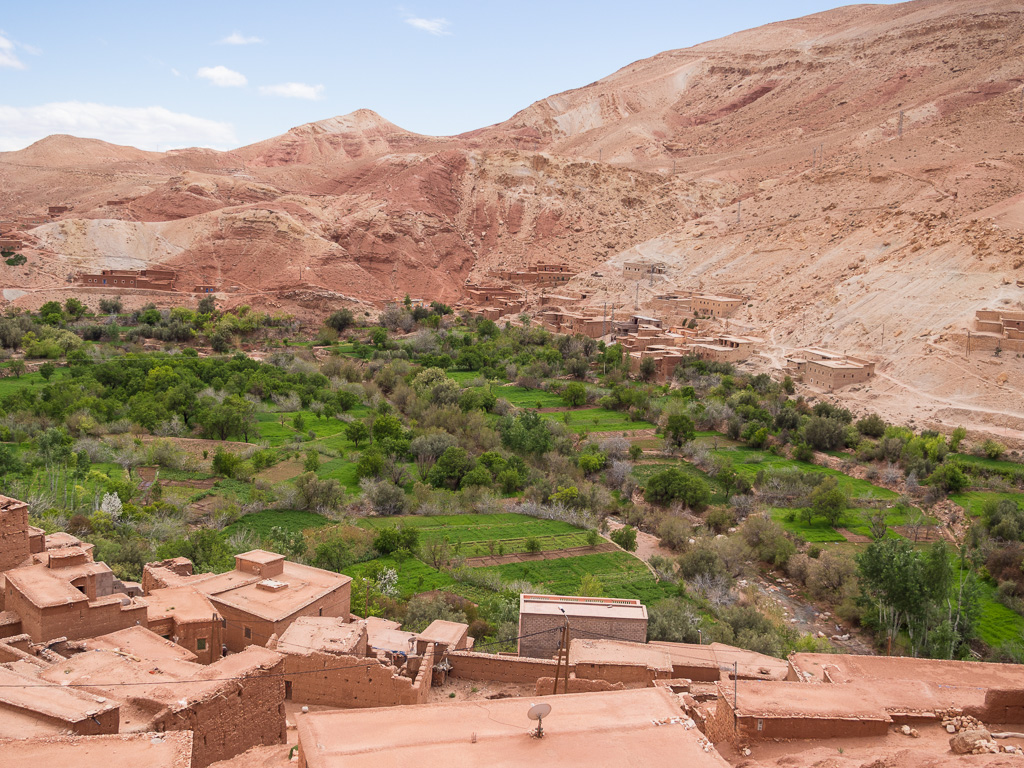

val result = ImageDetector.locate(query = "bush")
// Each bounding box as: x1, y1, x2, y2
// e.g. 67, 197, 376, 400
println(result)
610, 525, 638, 552
326, 309, 355, 332
741, 515, 795, 567
856, 413, 886, 438
211, 448, 243, 478
657, 516, 691, 551
562, 382, 587, 407
645, 467, 711, 510
927, 462, 969, 495
402, 595, 468, 633
360, 478, 407, 516
373, 523, 419, 554
803, 416, 846, 451
647, 598, 701, 643
677, 545, 724, 580
983, 439, 1006, 460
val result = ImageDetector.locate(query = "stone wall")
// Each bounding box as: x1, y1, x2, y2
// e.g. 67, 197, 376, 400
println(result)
5, 587, 149, 642
535, 676, 626, 694
969, 688, 1024, 724
518, 613, 647, 659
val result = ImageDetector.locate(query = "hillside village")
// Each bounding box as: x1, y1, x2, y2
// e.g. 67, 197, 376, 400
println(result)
2, 0, 1024, 765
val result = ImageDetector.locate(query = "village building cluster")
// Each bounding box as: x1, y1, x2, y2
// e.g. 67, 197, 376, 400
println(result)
971, 308, 1024, 354
3, 491, 1023, 767
73, 267, 217, 294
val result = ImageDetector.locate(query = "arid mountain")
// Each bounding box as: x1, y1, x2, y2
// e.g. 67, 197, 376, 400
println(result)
1, 0, 1023, 437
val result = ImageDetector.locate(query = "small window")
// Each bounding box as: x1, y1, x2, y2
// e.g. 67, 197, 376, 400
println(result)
757, 719, 764, 731
197, 638, 207, 651
244, 626, 252, 639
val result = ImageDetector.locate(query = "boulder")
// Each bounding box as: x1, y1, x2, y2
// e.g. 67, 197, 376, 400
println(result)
950, 729, 992, 755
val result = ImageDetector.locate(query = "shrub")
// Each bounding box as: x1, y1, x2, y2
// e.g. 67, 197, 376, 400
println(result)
741, 515, 795, 567
373, 523, 419, 554
647, 598, 701, 643
803, 416, 846, 451
326, 309, 355, 332
211, 449, 243, 478
983, 439, 1006, 460
656, 516, 691, 551
524, 537, 542, 554
856, 413, 886, 438
927, 462, 969, 495
610, 525, 638, 552
360, 478, 407, 516
562, 382, 587, 407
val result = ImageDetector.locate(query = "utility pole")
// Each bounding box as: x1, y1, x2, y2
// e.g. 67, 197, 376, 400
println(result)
737, 200, 741, 226
812, 147, 817, 169
898, 110, 904, 139
672, 159, 676, 175
599, 148, 602, 163
551, 619, 571, 694
635, 282, 639, 311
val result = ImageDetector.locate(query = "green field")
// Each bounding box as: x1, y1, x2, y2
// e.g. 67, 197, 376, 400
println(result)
224, 509, 330, 538
769, 504, 926, 543
483, 386, 565, 408
249, 409, 365, 447
769, 509, 848, 542
950, 491, 1024, 518
953, 454, 1024, 474
0, 368, 70, 397
539, 407, 653, 434
973, 577, 1024, 648
713, 447, 898, 500
475, 551, 676, 604
356, 513, 593, 557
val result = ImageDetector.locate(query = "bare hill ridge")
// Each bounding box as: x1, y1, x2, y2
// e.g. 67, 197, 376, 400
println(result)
1, 0, 1023, 435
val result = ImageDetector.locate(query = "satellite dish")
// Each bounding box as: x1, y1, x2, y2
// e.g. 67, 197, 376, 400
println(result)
528, 703, 551, 738
528, 703, 551, 721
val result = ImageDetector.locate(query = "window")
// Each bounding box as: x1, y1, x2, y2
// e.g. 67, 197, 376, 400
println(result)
197, 638, 207, 651
757, 719, 764, 731
285, 680, 293, 700
244, 626, 252, 639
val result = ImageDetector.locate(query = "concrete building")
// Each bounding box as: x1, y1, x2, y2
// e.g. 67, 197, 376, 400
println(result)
517, 594, 648, 659
296, 688, 730, 768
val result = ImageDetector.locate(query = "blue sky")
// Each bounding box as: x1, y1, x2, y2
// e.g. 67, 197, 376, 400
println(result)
0, 1, 901, 152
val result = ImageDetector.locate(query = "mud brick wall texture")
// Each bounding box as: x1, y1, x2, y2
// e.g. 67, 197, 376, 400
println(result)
0, 498, 29, 573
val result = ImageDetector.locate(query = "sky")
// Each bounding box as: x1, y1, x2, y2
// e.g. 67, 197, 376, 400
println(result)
0, 0, 903, 152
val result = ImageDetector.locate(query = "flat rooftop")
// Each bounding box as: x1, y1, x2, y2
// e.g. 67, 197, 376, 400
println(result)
418, 619, 469, 649
297, 687, 728, 768
569, 638, 673, 674
0, 732, 193, 768
519, 594, 648, 621
4, 563, 94, 608
0, 665, 118, 736
145, 585, 219, 624
791, 653, 1024, 689
197, 560, 350, 622
81, 625, 199, 664
277, 616, 365, 656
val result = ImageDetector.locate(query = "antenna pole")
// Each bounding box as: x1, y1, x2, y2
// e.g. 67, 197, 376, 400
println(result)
551, 625, 563, 695
562, 623, 572, 694
733, 661, 738, 709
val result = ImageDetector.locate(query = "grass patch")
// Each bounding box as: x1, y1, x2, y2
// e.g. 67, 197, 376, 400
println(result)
224, 509, 330, 539
483, 386, 564, 409
769, 509, 847, 542
317, 456, 362, 494
0, 368, 69, 397
973, 577, 1024, 648
631, 460, 729, 505
476, 551, 676, 604
540, 407, 653, 434
950, 491, 1024, 518
713, 447, 898, 501
953, 454, 1024, 473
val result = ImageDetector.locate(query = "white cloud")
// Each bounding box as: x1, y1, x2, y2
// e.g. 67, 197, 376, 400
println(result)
404, 16, 450, 35
171, 67, 180, 77
220, 32, 262, 45
0, 102, 237, 152
259, 82, 324, 100
0, 32, 26, 69
197, 65, 247, 87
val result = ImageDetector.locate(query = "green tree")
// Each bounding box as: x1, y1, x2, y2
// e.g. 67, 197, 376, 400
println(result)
38, 361, 56, 381
611, 525, 638, 552
809, 477, 847, 529
665, 412, 696, 448
803, 416, 845, 451
304, 450, 321, 473
370, 327, 387, 348
562, 382, 587, 407
345, 420, 370, 448
638, 356, 657, 382
644, 467, 711, 510
64, 297, 88, 319
577, 573, 604, 597
326, 308, 355, 333
427, 446, 475, 489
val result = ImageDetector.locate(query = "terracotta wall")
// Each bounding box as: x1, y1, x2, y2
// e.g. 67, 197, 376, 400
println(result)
216, 585, 349, 653
0, 499, 29, 573
968, 688, 1024, 724
573, 661, 656, 685
737, 713, 889, 740
535, 676, 626, 694
6, 587, 148, 642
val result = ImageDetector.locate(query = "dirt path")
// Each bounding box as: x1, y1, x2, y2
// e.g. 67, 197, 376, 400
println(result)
603, 518, 672, 577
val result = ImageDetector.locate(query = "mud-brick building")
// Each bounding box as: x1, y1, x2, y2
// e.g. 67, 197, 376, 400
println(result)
517, 594, 648, 659
3, 555, 148, 642
145, 550, 351, 653
0, 495, 33, 573
145, 585, 223, 664
76, 268, 176, 290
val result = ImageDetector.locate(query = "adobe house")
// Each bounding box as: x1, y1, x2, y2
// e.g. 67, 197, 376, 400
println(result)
3, 546, 148, 642
143, 550, 351, 653
296, 687, 731, 768
76, 268, 177, 291
517, 594, 648, 659
145, 585, 223, 663
0, 495, 33, 573
0, 664, 120, 737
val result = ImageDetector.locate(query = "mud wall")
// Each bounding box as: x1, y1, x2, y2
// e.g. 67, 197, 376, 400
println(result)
282, 644, 434, 709
152, 656, 287, 768
968, 689, 1024, 724
736, 713, 889, 740
446, 651, 563, 683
